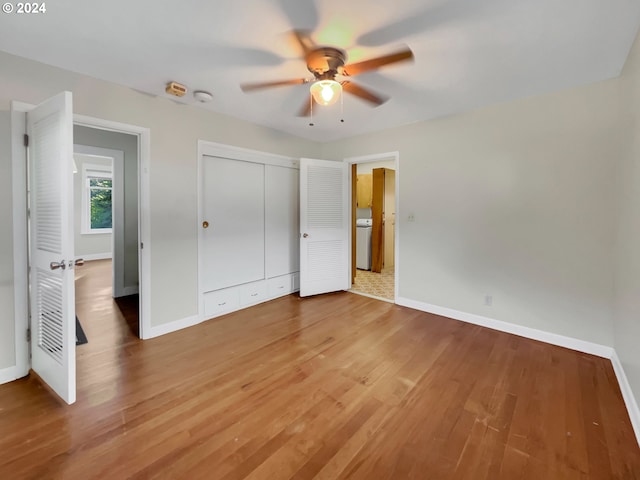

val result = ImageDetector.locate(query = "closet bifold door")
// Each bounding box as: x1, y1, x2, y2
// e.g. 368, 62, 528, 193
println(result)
265, 164, 299, 278
201, 156, 265, 292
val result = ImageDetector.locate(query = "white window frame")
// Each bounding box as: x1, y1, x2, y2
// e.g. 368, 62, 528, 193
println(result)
81, 162, 113, 234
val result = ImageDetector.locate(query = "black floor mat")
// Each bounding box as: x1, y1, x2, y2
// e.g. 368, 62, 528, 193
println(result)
76, 316, 88, 345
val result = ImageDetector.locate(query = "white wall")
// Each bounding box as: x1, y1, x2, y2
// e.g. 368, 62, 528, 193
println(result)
73, 153, 112, 258
614, 31, 640, 406
0, 50, 321, 333
322, 71, 625, 347
0, 112, 15, 371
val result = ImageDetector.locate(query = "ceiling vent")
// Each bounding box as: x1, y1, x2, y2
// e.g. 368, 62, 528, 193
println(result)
165, 81, 187, 97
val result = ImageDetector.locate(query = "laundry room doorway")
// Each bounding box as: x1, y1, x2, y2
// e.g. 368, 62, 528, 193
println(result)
347, 153, 398, 302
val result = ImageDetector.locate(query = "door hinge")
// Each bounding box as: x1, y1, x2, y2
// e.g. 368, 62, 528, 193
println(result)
26, 328, 31, 343
23, 134, 29, 147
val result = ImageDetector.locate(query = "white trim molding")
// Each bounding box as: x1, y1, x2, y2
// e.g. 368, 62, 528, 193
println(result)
0, 366, 20, 386
10, 104, 30, 379
74, 114, 152, 340
611, 351, 640, 448
198, 140, 299, 169
396, 296, 614, 359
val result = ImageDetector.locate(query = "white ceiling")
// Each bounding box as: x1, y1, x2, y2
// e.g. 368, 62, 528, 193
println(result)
1, 0, 639, 142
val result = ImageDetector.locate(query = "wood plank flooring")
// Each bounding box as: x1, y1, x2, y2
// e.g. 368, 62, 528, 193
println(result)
1, 259, 639, 479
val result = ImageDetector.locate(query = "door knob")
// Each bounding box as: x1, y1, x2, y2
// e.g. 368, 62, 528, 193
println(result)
75, 258, 85, 267
302, 233, 309, 238
50, 261, 66, 270
202, 221, 209, 229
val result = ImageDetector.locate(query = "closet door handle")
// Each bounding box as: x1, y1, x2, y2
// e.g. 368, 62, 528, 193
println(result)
302, 233, 309, 238
202, 221, 210, 229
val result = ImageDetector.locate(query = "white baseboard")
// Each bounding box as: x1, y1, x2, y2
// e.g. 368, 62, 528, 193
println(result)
610, 351, 640, 448
144, 314, 200, 340
395, 296, 640, 445
395, 297, 614, 359
78, 252, 112, 261
0, 366, 19, 385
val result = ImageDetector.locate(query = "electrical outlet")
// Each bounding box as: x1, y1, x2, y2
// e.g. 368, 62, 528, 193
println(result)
484, 295, 493, 306
408, 214, 415, 222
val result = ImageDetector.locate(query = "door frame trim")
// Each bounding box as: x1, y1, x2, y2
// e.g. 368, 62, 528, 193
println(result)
344, 151, 400, 302
11, 102, 152, 380
11, 103, 30, 379
73, 115, 150, 340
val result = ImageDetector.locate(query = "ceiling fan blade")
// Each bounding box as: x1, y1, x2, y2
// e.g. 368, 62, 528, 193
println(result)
357, 0, 490, 47
342, 81, 388, 106
297, 97, 313, 117
277, 0, 319, 32
341, 48, 414, 77
241, 78, 309, 92
292, 30, 316, 56
208, 46, 285, 67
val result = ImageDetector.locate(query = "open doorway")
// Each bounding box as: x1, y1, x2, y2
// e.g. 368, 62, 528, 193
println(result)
72, 126, 140, 359
10, 95, 151, 403
347, 153, 398, 302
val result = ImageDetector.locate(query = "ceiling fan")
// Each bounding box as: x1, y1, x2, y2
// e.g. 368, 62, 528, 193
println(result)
240, 31, 414, 117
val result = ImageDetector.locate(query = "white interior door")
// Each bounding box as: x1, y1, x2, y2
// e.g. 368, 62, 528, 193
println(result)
28, 91, 76, 404
299, 157, 349, 297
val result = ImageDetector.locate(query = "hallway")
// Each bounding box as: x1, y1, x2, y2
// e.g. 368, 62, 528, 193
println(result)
74, 259, 139, 389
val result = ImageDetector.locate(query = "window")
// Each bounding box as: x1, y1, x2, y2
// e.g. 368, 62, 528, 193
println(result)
82, 164, 113, 234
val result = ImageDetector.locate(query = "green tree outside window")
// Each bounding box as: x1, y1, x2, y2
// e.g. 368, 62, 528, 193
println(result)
89, 177, 112, 229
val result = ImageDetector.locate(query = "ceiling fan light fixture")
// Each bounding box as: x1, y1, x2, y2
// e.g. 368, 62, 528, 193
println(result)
310, 79, 342, 106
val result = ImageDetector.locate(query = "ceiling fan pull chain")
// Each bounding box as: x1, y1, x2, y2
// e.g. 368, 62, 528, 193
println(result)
309, 93, 314, 126
340, 91, 345, 123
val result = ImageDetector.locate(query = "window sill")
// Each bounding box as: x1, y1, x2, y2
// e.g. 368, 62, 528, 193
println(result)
81, 229, 112, 235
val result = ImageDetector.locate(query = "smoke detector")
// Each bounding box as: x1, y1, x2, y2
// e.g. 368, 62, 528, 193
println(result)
194, 90, 213, 103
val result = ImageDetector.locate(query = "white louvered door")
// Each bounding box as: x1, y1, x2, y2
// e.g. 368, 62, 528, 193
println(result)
28, 91, 76, 404
299, 158, 349, 297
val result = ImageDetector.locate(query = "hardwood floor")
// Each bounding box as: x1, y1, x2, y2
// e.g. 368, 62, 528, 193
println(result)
1, 260, 639, 479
